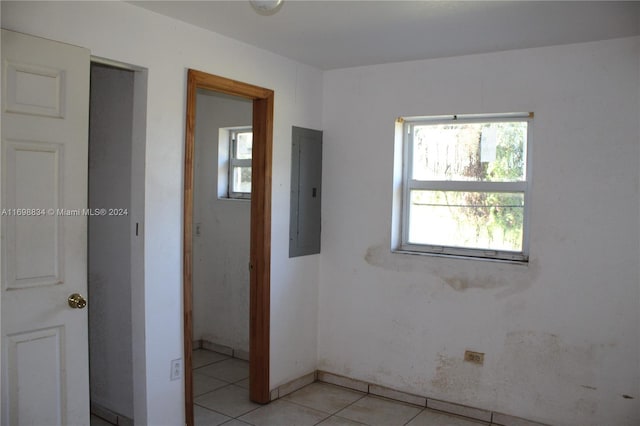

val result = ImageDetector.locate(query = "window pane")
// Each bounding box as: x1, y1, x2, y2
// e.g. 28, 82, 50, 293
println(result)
412, 122, 527, 182
232, 166, 251, 193
235, 132, 253, 160
408, 190, 524, 252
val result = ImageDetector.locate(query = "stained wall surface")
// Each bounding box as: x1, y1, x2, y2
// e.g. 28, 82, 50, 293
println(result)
320, 36, 640, 426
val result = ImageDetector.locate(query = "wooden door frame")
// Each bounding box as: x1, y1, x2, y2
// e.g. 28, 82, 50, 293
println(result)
183, 69, 273, 426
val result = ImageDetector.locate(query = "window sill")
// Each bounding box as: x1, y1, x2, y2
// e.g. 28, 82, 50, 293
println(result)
218, 196, 251, 202
392, 248, 529, 266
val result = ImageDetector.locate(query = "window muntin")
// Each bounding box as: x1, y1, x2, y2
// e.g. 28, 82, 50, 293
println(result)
228, 129, 252, 199
401, 114, 531, 261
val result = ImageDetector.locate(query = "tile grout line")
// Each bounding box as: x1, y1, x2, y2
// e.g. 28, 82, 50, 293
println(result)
192, 402, 235, 422
426, 406, 493, 425
278, 382, 371, 426
401, 407, 426, 426
331, 391, 369, 420
281, 397, 334, 417
193, 370, 234, 382
192, 355, 232, 370
192, 382, 232, 398
233, 404, 264, 422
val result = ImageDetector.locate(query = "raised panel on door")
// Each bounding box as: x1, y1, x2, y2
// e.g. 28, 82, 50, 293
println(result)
3, 140, 64, 289
5, 62, 65, 118
7, 328, 64, 426
1, 30, 90, 426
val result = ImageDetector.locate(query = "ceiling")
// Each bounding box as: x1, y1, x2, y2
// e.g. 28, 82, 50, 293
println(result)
130, 1, 640, 70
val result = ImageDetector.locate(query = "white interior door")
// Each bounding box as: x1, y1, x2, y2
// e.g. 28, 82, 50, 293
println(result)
1, 30, 90, 426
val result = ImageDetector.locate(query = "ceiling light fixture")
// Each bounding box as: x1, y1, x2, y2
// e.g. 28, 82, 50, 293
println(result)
250, 0, 284, 16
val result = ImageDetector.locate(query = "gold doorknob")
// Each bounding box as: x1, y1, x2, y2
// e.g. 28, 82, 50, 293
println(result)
68, 293, 87, 309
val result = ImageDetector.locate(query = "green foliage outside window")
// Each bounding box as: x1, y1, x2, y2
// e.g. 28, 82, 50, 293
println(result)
411, 122, 527, 251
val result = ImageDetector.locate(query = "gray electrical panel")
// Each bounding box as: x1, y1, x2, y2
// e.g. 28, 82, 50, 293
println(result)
289, 126, 322, 257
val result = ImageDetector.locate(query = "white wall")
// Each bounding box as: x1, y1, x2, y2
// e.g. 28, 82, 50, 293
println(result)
88, 64, 134, 419
320, 37, 640, 426
193, 91, 252, 354
1, 2, 322, 424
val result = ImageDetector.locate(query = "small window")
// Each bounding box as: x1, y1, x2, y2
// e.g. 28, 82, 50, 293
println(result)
396, 113, 532, 262
228, 128, 252, 199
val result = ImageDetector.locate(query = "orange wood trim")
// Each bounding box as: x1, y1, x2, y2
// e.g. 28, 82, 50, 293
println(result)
183, 69, 197, 426
249, 94, 273, 403
183, 69, 273, 424
190, 69, 272, 100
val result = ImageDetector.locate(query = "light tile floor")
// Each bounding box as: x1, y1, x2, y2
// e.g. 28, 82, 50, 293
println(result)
91, 349, 491, 425
194, 349, 489, 426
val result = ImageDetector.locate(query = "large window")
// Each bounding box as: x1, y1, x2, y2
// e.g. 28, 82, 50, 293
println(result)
398, 113, 532, 261
228, 128, 252, 199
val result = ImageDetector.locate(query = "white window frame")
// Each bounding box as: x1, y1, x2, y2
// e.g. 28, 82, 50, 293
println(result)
398, 112, 532, 262
228, 127, 252, 199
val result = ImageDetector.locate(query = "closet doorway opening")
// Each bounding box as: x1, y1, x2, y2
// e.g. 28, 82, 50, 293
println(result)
88, 59, 147, 425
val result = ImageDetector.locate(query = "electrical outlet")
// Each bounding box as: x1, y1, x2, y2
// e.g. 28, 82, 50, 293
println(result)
170, 358, 182, 380
464, 350, 484, 365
